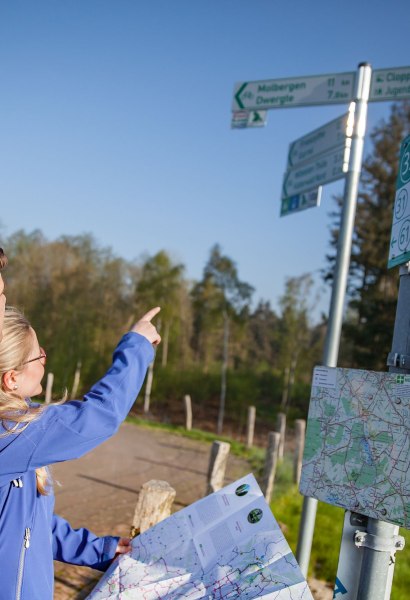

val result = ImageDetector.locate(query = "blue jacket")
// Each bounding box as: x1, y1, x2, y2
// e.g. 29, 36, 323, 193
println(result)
0, 332, 154, 600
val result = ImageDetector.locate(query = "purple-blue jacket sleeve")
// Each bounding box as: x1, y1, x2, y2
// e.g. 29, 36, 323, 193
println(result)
52, 513, 119, 571
7, 332, 154, 473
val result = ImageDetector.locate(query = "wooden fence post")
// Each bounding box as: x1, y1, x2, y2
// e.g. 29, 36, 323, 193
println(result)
130, 479, 176, 537
276, 412, 286, 460
184, 394, 192, 431
70, 362, 81, 399
246, 405, 256, 448
206, 440, 230, 495
45, 372, 54, 404
262, 431, 281, 504
143, 361, 154, 413
293, 419, 306, 485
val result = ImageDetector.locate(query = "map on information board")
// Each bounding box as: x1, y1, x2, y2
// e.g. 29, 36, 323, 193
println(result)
300, 366, 410, 528
87, 474, 313, 600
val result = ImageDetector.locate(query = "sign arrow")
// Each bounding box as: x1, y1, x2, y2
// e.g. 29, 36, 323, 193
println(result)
234, 83, 248, 110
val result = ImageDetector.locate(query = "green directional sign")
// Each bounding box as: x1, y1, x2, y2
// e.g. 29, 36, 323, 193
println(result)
232, 71, 356, 111
287, 111, 353, 168
370, 66, 410, 102
388, 135, 410, 268
282, 145, 350, 198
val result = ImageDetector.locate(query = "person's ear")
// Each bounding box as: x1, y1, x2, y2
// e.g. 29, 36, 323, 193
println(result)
2, 370, 19, 392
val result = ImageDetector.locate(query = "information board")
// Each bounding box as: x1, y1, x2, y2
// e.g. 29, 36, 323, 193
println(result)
300, 366, 410, 529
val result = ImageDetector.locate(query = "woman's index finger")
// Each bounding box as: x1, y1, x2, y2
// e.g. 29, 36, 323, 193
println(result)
141, 307, 161, 322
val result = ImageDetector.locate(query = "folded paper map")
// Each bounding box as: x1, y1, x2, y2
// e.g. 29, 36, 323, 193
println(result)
87, 473, 313, 599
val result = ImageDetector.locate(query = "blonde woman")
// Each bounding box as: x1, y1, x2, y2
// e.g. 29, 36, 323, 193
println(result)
0, 301, 160, 600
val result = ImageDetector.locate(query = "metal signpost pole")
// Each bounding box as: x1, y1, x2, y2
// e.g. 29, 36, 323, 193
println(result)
296, 62, 373, 576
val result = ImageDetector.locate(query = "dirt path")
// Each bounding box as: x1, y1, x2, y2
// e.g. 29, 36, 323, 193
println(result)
52, 422, 332, 600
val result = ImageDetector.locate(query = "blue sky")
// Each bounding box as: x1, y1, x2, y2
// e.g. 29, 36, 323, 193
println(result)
1, 0, 409, 321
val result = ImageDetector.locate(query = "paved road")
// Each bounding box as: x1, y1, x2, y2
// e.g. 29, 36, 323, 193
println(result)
52, 423, 251, 599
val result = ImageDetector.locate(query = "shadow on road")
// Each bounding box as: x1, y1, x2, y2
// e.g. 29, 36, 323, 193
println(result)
135, 455, 206, 477
77, 474, 139, 494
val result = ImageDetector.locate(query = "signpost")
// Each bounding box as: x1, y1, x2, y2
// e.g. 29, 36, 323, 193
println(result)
230, 63, 410, 600
388, 135, 410, 268
370, 66, 410, 102
280, 106, 354, 216
232, 71, 356, 111
280, 188, 322, 217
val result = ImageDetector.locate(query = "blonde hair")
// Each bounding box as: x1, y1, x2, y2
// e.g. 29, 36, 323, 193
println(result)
0, 307, 50, 495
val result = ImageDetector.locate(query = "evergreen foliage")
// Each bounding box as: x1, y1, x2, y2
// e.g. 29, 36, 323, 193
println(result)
2, 235, 322, 428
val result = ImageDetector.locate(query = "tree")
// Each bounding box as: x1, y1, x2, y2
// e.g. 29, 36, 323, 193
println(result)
134, 251, 185, 367
191, 245, 254, 433
245, 301, 280, 369
276, 274, 318, 411
326, 103, 410, 369
5, 231, 136, 393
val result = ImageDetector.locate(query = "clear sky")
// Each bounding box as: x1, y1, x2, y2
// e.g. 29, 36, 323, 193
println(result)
1, 0, 409, 320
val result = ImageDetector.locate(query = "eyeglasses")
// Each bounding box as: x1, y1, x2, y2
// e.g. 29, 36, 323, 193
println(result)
23, 348, 47, 366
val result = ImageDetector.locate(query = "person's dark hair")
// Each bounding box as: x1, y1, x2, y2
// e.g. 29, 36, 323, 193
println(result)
0, 249, 8, 271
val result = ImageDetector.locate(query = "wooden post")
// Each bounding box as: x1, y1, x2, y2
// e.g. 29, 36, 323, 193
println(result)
293, 419, 306, 485
262, 431, 281, 503
184, 394, 192, 431
217, 311, 229, 435
130, 479, 176, 537
246, 405, 256, 448
45, 372, 54, 404
281, 366, 290, 409
206, 440, 230, 495
143, 361, 154, 413
70, 361, 81, 399
276, 412, 286, 460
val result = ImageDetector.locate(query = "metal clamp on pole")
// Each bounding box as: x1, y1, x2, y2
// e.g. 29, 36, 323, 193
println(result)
354, 531, 405, 553
386, 352, 410, 369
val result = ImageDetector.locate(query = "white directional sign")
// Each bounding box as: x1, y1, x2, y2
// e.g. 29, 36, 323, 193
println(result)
282, 144, 351, 198
287, 110, 354, 168
231, 110, 267, 129
280, 187, 322, 217
388, 135, 410, 268
370, 66, 410, 102
232, 71, 355, 111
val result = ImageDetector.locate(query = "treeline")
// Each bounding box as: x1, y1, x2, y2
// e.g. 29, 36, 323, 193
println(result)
2, 233, 324, 433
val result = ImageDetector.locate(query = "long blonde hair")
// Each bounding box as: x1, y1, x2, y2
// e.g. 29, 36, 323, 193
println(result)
0, 307, 50, 494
